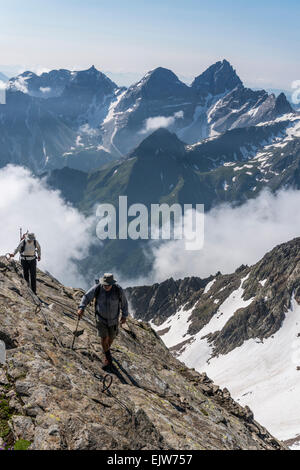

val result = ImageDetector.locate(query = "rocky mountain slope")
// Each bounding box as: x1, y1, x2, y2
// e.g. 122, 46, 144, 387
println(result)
45, 111, 300, 214
126, 237, 300, 447
0, 256, 285, 450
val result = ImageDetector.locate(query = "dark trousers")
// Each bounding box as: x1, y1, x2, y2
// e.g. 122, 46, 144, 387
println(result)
21, 259, 37, 294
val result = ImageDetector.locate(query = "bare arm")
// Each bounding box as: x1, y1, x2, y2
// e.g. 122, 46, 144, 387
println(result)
78, 285, 98, 316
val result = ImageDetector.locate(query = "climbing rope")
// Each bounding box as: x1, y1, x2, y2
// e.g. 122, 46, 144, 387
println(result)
34, 302, 114, 396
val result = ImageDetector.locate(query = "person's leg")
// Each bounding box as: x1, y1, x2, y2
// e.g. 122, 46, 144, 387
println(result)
96, 320, 112, 366
29, 259, 37, 294
105, 325, 118, 362
21, 260, 30, 285
101, 336, 110, 352
101, 337, 113, 366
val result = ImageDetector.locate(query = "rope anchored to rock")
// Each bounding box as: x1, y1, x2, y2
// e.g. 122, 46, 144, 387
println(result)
34, 302, 114, 395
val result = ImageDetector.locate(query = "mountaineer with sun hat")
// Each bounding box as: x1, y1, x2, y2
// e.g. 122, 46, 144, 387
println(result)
78, 273, 129, 368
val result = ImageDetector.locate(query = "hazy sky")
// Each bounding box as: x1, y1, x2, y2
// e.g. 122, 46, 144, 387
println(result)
0, 0, 299, 89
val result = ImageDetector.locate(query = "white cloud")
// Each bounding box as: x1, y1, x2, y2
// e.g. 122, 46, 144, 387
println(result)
140, 110, 184, 134
35, 67, 51, 76
150, 188, 300, 282
0, 165, 95, 288
39, 87, 51, 94
11, 76, 29, 94
2, 165, 299, 292
15, 66, 51, 76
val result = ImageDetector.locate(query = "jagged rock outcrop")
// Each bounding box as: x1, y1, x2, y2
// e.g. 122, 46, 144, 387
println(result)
0, 256, 286, 450
191, 60, 242, 96
127, 237, 300, 358
126, 276, 213, 323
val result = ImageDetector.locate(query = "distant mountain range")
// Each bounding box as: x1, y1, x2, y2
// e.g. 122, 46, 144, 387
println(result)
1, 59, 300, 279
0, 60, 296, 173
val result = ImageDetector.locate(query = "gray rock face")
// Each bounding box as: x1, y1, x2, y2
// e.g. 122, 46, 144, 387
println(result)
0, 256, 285, 450
102, 61, 295, 156
1, 67, 119, 173
126, 276, 212, 323
191, 60, 242, 96
46, 66, 119, 128
0, 90, 76, 172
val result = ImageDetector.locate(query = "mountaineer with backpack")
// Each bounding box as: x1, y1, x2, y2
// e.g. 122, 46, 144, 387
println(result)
77, 273, 129, 368
10, 232, 41, 295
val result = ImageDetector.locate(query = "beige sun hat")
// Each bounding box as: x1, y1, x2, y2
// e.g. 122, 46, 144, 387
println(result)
26, 233, 35, 241
99, 273, 117, 286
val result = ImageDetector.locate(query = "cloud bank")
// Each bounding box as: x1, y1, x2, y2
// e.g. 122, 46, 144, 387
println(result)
2, 165, 300, 291
0, 165, 94, 287
150, 188, 300, 282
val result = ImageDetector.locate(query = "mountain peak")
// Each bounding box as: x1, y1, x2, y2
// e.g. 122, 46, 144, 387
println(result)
147, 66, 180, 80
192, 60, 243, 96
86, 65, 98, 73
131, 127, 186, 158
128, 67, 190, 100
275, 92, 294, 115
70, 66, 118, 90
138, 67, 187, 88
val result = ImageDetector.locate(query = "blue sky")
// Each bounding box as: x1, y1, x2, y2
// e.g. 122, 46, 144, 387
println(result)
0, 0, 299, 88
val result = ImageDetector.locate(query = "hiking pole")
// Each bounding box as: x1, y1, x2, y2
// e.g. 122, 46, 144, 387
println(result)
19, 227, 25, 262
71, 317, 84, 350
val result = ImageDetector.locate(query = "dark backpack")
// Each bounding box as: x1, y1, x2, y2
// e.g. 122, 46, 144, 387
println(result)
20, 239, 37, 254
94, 283, 122, 315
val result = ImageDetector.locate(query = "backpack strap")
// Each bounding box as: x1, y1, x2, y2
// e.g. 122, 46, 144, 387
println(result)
94, 284, 101, 315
